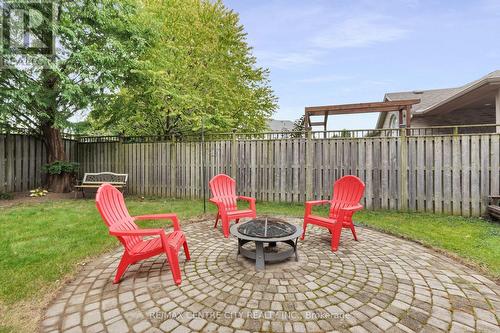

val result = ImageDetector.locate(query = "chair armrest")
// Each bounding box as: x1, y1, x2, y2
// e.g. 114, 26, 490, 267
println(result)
209, 198, 221, 204
109, 228, 165, 237
305, 200, 330, 206
238, 196, 255, 202
304, 200, 330, 216
209, 198, 227, 208
238, 196, 256, 211
209, 198, 224, 208
339, 204, 363, 212
133, 213, 181, 231
337, 204, 363, 222
209, 198, 231, 217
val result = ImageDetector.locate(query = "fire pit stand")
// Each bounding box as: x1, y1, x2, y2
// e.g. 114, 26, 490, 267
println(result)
230, 218, 301, 270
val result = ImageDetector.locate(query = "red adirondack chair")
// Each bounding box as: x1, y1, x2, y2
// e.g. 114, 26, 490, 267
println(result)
96, 183, 190, 285
209, 174, 256, 238
301, 175, 365, 251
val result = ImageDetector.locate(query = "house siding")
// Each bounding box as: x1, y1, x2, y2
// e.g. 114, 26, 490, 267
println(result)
381, 107, 496, 133
381, 111, 399, 128
413, 107, 497, 133
412, 107, 495, 127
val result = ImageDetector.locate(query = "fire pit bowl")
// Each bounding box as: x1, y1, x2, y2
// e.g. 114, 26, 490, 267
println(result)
230, 217, 301, 270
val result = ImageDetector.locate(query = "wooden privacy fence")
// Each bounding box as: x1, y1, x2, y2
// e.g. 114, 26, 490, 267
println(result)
0, 134, 77, 193
75, 132, 500, 217
1, 131, 499, 216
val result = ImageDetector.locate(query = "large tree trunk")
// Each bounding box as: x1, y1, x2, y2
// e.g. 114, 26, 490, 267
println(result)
42, 125, 65, 162
42, 125, 72, 193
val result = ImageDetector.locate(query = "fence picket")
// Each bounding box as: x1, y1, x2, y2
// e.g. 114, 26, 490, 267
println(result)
434, 137, 443, 214
470, 136, 480, 216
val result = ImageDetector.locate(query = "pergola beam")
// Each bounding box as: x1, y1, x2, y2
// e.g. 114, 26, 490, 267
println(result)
309, 121, 327, 126
305, 99, 420, 113
306, 106, 412, 115
305, 99, 420, 131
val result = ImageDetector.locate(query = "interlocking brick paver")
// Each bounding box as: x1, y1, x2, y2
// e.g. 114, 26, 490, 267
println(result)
349, 325, 370, 333
41, 220, 500, 332
159, 319, 179, 331
449, 322, 475, 332
107, 319, 129, 332
62, 312, 81, 330
371, 316, 392, 330
474, 307, 498, 324
427, 316, 449, 330
476, 320, 500, 333
188, 318, 207, 331
82, 309, 101, 327
133, 320, 152, 333
86, 322, 105, 333
171, 325, 191, 333
452, 310, 475, 328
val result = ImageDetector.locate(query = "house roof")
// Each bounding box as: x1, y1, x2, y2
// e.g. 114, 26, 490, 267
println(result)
267, 119, 294, 131
376, 70, 500, 128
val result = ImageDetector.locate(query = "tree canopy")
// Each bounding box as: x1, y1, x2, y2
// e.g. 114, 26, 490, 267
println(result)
0, 0, 276, 190
0, 0, 146, 191
90, 0, 277, 136
0, 0, 144, 158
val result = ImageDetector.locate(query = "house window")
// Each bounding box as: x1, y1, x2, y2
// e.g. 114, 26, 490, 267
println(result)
389, 114, 398, 129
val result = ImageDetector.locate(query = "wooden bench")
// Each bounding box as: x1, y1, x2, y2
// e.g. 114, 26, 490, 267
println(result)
74, 172, 128, 198
487, 195, 500, 220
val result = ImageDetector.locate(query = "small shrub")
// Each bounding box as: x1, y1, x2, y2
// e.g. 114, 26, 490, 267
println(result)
0, 192, 14, 200
30, 188, 49, 197
43, 161, 80, 175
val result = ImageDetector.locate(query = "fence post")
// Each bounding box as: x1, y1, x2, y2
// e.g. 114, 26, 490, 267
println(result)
399, 127, 409, 211
170, 137, 177, 198
116, 134, 124, 174
231, 131, 237, 179
305, 131, 313, 200
201, 124, 206, 213
6, 134, 14, 192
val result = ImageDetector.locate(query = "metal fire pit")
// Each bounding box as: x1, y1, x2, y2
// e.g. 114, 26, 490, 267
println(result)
230, 217, 301, 270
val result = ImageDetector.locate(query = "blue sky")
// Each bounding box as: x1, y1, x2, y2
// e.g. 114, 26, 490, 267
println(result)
223, 0, 500, 129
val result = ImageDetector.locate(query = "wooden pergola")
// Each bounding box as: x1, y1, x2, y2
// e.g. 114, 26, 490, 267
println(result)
304, 99, 421, 131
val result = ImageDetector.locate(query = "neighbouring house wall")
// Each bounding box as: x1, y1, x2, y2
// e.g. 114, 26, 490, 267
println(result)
381, 107, 496, 133
412, 107, 496, 126
412, 107, 496, 133
381, 111, 401, 129
496, 88, 500, 133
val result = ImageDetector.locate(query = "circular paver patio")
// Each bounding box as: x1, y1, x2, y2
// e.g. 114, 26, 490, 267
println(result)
41, 218, 500, 333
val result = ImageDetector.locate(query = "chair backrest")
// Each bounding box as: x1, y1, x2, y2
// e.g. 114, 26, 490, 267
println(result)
96, 183, 140, 251
209, 174, 238, 211
83, 172, 128, 185
330, 175, 365, 217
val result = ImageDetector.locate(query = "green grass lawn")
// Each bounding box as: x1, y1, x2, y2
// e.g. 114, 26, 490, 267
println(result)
0, 197, 499, 332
